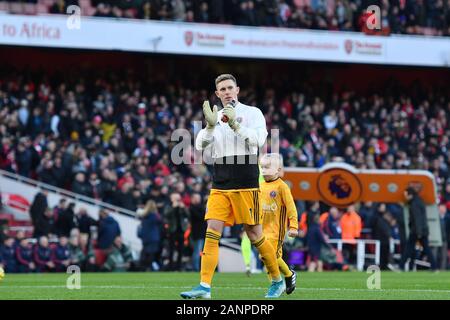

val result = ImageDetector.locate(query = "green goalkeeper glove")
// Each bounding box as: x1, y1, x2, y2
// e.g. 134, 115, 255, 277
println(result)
222, 106, 240, 131
202, 100, 218, 129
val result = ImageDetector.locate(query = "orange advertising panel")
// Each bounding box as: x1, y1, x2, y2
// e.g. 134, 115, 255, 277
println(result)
283, 163, 437, 207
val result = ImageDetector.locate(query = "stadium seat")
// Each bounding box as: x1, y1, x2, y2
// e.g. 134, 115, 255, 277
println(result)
40, 0, 56, 7
86, 6, 96, 16
0, 2, 8, 12
36, 4, 48, 14
0, 213, 14, 224
79, 0, 91, 8
9, 2, 24, 14
23, 3, 37, 15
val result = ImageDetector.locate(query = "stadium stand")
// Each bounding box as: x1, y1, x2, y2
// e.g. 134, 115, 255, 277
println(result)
0, 0, 449, 37
0, 41, 449, 272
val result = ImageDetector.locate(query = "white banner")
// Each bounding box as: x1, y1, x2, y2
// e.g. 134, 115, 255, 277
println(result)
0, 14, 449, 67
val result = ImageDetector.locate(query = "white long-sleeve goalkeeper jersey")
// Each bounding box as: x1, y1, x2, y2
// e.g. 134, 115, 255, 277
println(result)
195, 101, 268, 190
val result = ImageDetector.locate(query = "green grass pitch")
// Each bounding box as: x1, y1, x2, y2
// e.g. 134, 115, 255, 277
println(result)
1, 271, 450, 300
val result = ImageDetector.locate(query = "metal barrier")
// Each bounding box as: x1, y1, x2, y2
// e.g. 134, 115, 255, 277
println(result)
389, 238, 434, 270
328, 239, 380, 271
389, 239, 402, 261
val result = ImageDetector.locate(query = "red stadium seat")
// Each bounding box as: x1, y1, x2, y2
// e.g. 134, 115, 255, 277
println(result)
0, 213, 14, 224
36, 4, 48, 14
0, 2, 8, 12
79, 0, 91, 8
41, 0, 56, 7
86, 7, 96, 16
23, 4, 37, 15
9, 2, 24, 14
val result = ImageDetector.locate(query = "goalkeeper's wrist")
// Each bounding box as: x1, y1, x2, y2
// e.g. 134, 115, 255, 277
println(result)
229, 120, 240, 132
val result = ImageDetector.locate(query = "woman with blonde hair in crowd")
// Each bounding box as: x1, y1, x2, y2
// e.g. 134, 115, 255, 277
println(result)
137, 199, 162, 271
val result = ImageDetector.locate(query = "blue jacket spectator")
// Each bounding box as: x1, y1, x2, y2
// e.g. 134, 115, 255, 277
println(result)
322, 207, 342, 240
97, 209, 121, 250
15, 141, 33, 177
137, 200, 162, 271
359, 202, 376, 229
16, 239, 35, 273
33, 236, 55, 272
0, 237, 17, 273
53, 236, 71, 272
307, 219, 330, 261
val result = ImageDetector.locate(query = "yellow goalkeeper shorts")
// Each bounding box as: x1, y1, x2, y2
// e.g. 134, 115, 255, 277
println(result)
205, 188, 262, 226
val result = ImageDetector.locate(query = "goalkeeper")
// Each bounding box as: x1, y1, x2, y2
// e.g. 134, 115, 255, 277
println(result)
181, 74, 284, 299
260, 153, 299, 294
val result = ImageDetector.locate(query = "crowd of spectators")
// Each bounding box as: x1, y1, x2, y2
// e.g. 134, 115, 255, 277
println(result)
0, 190, 131, 273
0, 188, 207, 272
2, 0, 450, 37
0, 63, 450, 271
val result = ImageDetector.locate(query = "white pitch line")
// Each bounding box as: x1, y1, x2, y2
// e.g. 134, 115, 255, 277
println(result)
1, 286, 450, 294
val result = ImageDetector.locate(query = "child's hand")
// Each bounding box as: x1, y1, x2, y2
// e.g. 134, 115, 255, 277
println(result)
288, 229, 298, 238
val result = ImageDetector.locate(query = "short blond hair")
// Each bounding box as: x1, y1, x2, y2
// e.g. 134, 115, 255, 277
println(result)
215, 74, 237, 88
260, 153, 284, 169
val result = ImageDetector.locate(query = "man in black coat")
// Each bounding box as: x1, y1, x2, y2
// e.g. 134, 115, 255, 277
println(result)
189, 193, 206, 272
75, 208, 97, 238
371, 203, 392, 270
163, 193, 189, 271
33, 208, 56, 238
29, 190, 48, 228
55, 202, 76, 237
400, 187, 437, 271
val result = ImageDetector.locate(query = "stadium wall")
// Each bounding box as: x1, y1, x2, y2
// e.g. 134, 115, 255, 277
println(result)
1, 14, 450, 67
2, 46, 449, 97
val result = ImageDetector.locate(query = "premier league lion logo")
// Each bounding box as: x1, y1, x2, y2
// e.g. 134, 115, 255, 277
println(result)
328, 174, 352, 199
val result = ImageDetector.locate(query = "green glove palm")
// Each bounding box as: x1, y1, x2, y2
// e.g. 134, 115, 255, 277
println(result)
223, 106, 240, 131
202, 100, 218, 129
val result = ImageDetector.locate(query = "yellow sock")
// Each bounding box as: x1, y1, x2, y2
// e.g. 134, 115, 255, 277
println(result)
252, 236, 281, 281
200, 229, 221, 286
277, 257, 293, 277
